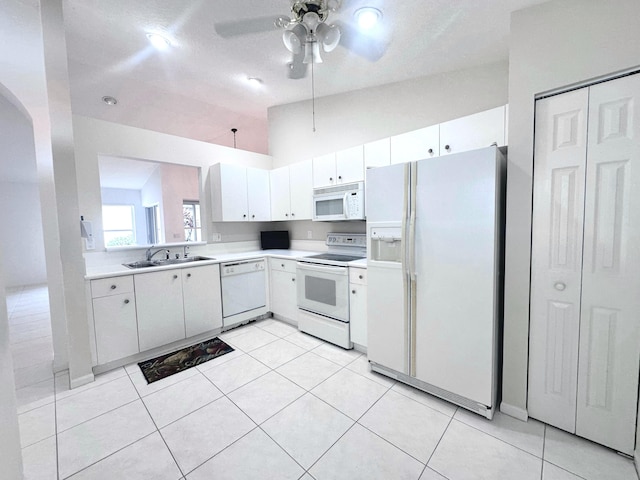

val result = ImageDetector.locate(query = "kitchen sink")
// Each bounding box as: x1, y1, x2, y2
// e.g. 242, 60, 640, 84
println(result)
123, 256, 215, 269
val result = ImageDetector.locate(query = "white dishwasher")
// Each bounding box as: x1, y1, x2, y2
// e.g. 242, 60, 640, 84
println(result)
220, 259, 267, 326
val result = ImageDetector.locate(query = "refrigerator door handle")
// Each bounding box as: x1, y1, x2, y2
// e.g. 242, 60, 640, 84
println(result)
408, 161, 418, 376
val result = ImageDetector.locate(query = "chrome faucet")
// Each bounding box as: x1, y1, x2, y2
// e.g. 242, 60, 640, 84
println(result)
146, 247, 169, 261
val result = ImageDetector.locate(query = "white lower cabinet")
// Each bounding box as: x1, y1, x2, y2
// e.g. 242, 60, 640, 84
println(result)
182, 264, 222, 337
349, 267, 367, 348
269, 258, 297, 322
135, 270, 185, 352
91, 276, 139, 364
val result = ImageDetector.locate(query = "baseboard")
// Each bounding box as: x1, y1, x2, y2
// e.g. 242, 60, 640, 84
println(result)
69, 372, 94, 389
53, 359, 68, 374
500, 402, 528, 422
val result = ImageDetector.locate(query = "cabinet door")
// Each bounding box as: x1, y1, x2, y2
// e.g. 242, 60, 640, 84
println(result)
270, 166, 291, 221
576, 74, 640, 455
528, 89, 588, 433
93, 293, 139, 364
270, 270, 298, 321
390, 125, 439, 164
289, 159, 313, 220
135, 270, 185, 352
364, 138, 391, 169
336, 146, 364, 184
212, 163, 248, 221
247, 167, 271, 221
313, 153, 336, 187
183, 264, 222, 338
439, 106, 505, 155
349, 283, 367, 347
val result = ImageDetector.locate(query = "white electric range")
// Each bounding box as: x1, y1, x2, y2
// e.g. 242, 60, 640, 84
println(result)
296, 233, 366, 349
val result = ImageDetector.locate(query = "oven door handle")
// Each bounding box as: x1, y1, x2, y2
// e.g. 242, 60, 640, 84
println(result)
296, 262, 348, 275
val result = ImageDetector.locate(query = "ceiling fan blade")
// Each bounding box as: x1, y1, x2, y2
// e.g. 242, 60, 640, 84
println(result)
214, 15, 286, 38
287, 51, 308, 79
333, 20, 388, 62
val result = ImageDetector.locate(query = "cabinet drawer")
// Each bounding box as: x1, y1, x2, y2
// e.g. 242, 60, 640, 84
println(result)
349, 268, 367, 285
91, 275, 134, 298
270, 258, 297, 274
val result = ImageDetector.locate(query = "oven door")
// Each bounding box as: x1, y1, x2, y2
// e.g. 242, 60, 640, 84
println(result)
296, 262, 349, 322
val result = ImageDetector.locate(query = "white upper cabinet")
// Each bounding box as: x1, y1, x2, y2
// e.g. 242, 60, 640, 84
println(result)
289, 159, 313, 220
210, 163, 271, 222
246, 167, 271, 221
269, 166, 291, 221
439, 105, 506, 155
364, 138, 391, 169
390, 124, 440, 164
313, 153, 337, 188
313, 147, 364, 188
270, 160, 313, 221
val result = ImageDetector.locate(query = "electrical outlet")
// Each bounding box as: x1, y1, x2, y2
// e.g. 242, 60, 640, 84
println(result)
212, 233, 222, 242
307, 230, 313, 239
85, 237, 95, 250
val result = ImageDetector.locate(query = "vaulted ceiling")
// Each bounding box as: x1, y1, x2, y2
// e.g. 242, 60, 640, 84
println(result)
63, 0, 546, 155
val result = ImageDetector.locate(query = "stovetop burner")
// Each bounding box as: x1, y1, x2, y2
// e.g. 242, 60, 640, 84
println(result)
305, 253, 365, 262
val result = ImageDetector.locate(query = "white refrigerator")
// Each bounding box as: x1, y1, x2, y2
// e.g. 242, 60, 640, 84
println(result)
366, 146, 505, 419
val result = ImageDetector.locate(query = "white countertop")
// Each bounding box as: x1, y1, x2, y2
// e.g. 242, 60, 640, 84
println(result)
85, 249, 367, 280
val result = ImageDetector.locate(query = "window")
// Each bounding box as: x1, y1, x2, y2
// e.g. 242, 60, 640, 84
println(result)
102, 205, 135, 246
145, 205, 161, 244
183, 202, 201, 242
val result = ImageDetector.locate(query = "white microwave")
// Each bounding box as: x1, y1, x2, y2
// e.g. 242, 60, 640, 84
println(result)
312, 181, 365, 221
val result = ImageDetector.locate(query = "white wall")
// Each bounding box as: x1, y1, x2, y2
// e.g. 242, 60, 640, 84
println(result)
0, 183, 47, 286
502, 0, 640, 420
72, 115, 273, 251
268, 61, 509, 165
160, 163, 199, 243
0, 90, 47, 288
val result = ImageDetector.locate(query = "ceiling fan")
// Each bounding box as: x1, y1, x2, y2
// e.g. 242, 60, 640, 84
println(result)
214, 0, 388, 79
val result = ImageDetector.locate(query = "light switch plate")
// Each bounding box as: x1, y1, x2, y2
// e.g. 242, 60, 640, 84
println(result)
212, 233, 222, 242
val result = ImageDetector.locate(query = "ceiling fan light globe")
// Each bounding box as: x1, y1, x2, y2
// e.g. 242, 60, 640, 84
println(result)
283, 30, 302, 54
319, 23, 340, 52
302, 11, 321, 31
303, 41, 323, 64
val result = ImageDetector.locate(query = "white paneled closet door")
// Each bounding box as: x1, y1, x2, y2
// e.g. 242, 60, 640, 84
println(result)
576, 74, 640, 455
529, 73, 640, 455
528, 88, 589, 433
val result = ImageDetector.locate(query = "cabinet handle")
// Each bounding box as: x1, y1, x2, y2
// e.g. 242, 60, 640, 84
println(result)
124, 299, 130, 304
358, 275, 363, 279
428, 148, 433, 154
173, 274, 178, 279
252, 214, 255, 219
554, 282, 566, 291
445, 145, 451, 151
291, 213, 295, 217
329, 177, 333, 181
285, 213, 289, 217
110, 285, 117, 290
243, 214, 247, 218
292, 278, 295, 282
338, 175, 342, 180
352, 289, 356, 294
187, 273, 191, 278
281, 264, 285, 267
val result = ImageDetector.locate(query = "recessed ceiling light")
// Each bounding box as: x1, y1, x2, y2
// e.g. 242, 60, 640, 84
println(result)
247, 77, 263, 87
146, 33, 171, 50
102, 96, 118, 105
354, 7, 382, 30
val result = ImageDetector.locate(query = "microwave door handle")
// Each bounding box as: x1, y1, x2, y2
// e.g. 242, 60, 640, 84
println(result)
343, 192, 349, 219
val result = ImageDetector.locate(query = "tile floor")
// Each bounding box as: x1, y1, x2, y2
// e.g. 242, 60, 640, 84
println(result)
8, 285, 640, 480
